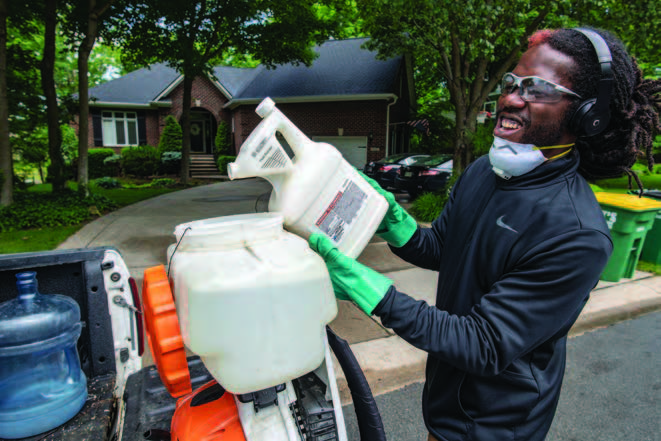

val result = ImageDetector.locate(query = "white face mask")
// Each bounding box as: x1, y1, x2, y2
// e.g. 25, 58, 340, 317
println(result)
488, 137, 546, 179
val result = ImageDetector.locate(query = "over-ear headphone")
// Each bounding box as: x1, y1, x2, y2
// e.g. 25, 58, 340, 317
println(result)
569, 28, 614, 137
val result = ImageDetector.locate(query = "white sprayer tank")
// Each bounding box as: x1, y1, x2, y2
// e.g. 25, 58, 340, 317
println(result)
166, 213, 338, 394
227, 98, 388, 258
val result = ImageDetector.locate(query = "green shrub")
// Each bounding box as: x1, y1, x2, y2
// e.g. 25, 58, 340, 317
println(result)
160, 151, 182, 175
0, 191, 117, 232
216, 155, 236, 175
103, 154, 122, 177
121, 177, 176, 189
93, 177, 121, 189
409, 192, 446, 222
61, 125, 78, 165
149, 178, 177, 188
214, 121, 232, 160
158, 115, 182, 153
409, 173, 460, 222
121, 145, 160, 177
89, 148, 117, 179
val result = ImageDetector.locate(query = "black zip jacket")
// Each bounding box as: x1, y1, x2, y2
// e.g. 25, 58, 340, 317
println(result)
373, 152, 612, 440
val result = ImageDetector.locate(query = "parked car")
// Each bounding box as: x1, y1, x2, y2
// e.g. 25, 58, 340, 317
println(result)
394, 154, 454, 199
363, 153, 430, 190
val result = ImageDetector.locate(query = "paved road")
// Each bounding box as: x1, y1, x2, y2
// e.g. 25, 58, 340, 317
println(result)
341, 311, 661, 440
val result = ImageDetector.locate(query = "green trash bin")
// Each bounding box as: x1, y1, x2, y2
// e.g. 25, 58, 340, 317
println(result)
595, 192, 661, 282
639, 191, 661, 265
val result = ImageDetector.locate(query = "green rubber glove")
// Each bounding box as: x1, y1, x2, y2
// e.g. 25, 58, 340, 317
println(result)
358, 171, 417, 247
309, 234, 393, 315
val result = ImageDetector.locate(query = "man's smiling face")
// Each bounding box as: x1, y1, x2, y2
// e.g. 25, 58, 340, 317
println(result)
494, 43, 579, 148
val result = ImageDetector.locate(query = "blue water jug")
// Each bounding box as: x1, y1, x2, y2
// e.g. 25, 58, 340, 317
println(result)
0, 272, 88, 439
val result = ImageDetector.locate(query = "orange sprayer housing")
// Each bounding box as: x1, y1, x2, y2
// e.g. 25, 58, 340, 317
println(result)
142, 265, 246, 441
170, 380, 246, 441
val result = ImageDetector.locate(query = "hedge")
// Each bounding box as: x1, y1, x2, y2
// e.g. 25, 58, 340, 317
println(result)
121, 145, 160, 177
89, 148, 116, 179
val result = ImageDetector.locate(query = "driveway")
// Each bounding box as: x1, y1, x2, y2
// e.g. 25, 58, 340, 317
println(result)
58, 178, 272, 279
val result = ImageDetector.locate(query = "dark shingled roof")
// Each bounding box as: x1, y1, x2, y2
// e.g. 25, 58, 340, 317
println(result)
233, 37, 402, 99
212, 66, 261, 96
89, 38, 402, 104
89, 63, 180, 104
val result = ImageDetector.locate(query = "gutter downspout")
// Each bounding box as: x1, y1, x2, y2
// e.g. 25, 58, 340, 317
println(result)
386, 96, 398, 157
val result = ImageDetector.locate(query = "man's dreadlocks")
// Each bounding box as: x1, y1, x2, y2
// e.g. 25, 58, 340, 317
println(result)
529, 28, 661, 191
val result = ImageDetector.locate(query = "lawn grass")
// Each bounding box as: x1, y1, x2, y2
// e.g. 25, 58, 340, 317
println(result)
1, 179, 186, 254
0, 225, 83, 254
25, 180, 181, 206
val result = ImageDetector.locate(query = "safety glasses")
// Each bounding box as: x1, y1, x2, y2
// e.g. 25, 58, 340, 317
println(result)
500, 72, 582, 103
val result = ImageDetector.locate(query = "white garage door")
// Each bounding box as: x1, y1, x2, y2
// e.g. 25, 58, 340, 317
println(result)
312, 136, 368, 169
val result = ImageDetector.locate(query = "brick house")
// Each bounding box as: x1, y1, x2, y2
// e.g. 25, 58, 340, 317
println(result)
81, 37, 417, 172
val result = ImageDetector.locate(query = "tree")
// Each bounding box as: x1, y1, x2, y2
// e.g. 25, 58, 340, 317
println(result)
357, 0, 661, 171
569, 0, 660, 69
3, 1, 48, 204
12, 126, 49, 183
41, 0, 66, 193
0, 0, 10, 205
358, 0, 564, 171
109, 0, 348, 185
65, 0, 117, 197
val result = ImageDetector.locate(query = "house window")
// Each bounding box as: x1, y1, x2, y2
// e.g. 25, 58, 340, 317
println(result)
101, 111, 138, 146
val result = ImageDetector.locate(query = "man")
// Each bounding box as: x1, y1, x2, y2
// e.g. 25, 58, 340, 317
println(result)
310, 28, 661, 440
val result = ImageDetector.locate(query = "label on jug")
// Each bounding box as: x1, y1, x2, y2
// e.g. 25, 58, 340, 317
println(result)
315, 179, 367, 243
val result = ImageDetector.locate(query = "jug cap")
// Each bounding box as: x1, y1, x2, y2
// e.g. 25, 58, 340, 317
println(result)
0, 272, 81, 355
142, 265, 192, 398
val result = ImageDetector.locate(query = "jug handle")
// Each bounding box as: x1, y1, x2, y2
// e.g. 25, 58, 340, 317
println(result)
256, 98, 309, 161
65, 322, 83, 382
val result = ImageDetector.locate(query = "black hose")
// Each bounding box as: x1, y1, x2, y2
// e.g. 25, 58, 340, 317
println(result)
326, 326, 387, 441
143, 428, 170, 440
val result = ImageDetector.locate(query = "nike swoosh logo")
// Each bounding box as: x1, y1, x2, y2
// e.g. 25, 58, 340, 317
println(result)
496, 215, 518, 233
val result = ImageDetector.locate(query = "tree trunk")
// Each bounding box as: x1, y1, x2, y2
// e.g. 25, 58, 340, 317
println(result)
41, 0, 65, 193
180, 74, 193, 185
77, 0, 102, 197
0, 0, 11, 206
451, 96, 471, 173
453, 101, 482, 172
77, 49, 91, 196
77, 0, 114, 196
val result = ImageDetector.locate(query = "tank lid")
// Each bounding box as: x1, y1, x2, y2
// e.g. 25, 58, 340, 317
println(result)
173, 213, 284, 245
142, 265, 192, 398
0, 272, 81, 350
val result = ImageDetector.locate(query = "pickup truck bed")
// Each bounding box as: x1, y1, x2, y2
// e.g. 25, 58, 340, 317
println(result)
0, 248, 140, 441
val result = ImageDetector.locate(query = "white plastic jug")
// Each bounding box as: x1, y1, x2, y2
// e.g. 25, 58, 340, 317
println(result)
166, 213, 338, 394
227, 98, 388, 258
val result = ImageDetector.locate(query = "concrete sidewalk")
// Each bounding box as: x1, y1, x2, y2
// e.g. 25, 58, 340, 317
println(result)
57, 179, 661, 404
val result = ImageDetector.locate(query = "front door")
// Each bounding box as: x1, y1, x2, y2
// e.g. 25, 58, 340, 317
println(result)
189, 110, 215, 154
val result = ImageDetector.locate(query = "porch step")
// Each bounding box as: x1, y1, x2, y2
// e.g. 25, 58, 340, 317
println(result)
190, 154, 222, 179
